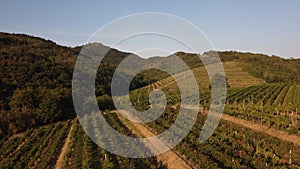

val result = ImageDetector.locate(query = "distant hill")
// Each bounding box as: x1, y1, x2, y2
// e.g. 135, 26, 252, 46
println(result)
216, 51, 300, 83
0, 32, 299, 136
175, 51, 300, 84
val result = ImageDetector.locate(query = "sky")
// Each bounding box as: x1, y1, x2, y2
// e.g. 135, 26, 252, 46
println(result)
0, 0, 300, 58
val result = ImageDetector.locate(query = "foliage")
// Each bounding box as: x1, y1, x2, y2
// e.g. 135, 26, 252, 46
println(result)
96, 94, 114, 110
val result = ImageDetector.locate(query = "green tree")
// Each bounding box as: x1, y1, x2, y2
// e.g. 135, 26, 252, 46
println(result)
38, 88, 72, 123
97, 94, 114, 110
9, 88, 37, 112
39, 92, 61, 123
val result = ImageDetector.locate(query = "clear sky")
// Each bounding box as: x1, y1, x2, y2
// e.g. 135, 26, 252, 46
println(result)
1, 0, 300, 58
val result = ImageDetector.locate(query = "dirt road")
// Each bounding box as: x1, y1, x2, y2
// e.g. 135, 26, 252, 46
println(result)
54, 120, 74, 169
221, 114, 300, 146
115, 110, 197, 169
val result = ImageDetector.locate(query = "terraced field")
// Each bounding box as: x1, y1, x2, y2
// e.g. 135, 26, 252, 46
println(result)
193, 62, 265, 88
150, 61, 265, 91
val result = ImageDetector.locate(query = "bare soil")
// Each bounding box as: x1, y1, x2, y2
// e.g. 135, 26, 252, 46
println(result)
54, 120, 74, 169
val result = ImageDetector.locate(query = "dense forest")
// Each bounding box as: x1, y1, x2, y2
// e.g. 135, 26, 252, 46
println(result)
0, 32, 299, 137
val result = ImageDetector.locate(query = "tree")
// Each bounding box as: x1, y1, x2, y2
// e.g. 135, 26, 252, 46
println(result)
97, 94, 114, 110
39, 92, 61, 123
38, 88, 73, 123
9, 88, 37, 112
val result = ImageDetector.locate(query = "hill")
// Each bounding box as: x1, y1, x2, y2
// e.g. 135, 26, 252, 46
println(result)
0, 32, 299, 136
217, 51, 300, 83
0, 32, 149, 135
1, 32, 300, 168
0, 32, 195, 135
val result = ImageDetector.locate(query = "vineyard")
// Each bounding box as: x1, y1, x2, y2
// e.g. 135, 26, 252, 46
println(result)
1, 82, 300, 168
148, 62, 265, 91
225, 84, 300, 133
146, 106, 300, 168
1, 29, 300, 169
125, 76, 300, 168
0, 121, 71, 169
0, 116, 167, 169
134, 73, 300, 134
128, 81, 300, 168
59, 114, 167, 169
1, 63, 300, 168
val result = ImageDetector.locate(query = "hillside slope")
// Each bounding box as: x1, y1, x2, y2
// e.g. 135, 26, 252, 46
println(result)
0, 32, 139, 135
217, 51, 300, 83
0, 32, 299, 137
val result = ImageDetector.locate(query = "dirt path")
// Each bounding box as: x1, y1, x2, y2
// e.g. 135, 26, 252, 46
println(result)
292, 85, 298, 104
0, 132, 26, 155
283, 85, 294, 106
173, 102, 300, 147
8, 132, 25, 140
221, 114, 300, 146
273, 86, 289, 106
54, 120, 74, 169
115, 110, 196, 169
147, 85, 151, 95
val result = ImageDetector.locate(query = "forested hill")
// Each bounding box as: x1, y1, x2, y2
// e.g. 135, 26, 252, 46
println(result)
0, 32, 299, 137
0, 32, 137, 136
0, 32, 74, 134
